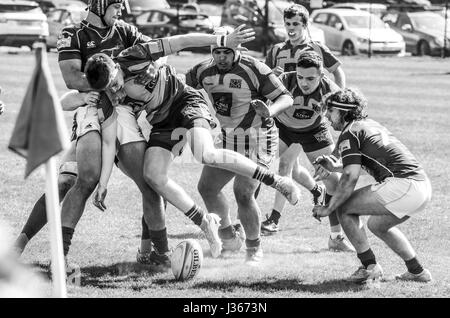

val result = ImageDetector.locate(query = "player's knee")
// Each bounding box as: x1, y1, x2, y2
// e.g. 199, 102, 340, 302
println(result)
77, 173, 100, 194
234, 188, 254, 206
144, 170, 168, 191
199, 150, 218, 166
367, 218, 385, 236
58, 174, 76, 199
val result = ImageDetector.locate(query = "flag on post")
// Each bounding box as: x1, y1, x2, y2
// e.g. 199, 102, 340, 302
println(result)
8, 43, 70, 177
8, 43, 70, 298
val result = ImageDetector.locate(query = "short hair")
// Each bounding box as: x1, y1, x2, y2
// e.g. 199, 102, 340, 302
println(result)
297, 51, 323, 70
84, 53, 116, 90
284, 4, 309, 25
324, 88, 368, 122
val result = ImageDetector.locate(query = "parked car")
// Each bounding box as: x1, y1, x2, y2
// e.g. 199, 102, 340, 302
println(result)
310, 8, 405, 55
46, 5, 87, 50
0, 0, 48, 48
382, 10, 450, 56
331, 2, 387, 18
135, 8, 214, 51
221, 0, 325, 52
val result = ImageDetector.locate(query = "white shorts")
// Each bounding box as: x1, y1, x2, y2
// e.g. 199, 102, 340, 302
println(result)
371, 177, 432, 219
75, 105, 146, 145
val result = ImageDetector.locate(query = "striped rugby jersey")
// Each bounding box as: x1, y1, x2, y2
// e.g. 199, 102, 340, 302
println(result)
337, 119, 426, 182
57, 20, 150, 71
265, 40, 341, 74
115, 39, 185, 125
276, 72, 339, 132
186, 54, 290, 137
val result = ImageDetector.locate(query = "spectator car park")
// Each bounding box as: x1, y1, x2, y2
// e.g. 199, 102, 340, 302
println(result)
0, 0, 48, 49
134, 8, 214, 50
221, 0, 325, 52
311, 8, 405, 56
330, 2, 388, 18
382, 10, 450, 56
45, 4, 87, 50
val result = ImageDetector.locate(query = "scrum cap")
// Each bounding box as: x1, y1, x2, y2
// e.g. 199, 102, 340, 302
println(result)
88, 0, 124, 18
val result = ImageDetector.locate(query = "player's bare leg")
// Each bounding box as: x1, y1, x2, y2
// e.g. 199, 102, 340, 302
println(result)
60, 131, 102, 257
15, 141, 77, 255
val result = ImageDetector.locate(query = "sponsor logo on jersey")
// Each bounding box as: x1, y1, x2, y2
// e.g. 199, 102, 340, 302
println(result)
339, 139, 351, 153
212, 92, 232, 117
87, 41, 96, 49
293, 108, 314, 120
229, 79, 242, 89
56, 36, 71, 49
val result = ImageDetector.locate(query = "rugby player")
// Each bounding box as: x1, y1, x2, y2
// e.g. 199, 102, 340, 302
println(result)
257, 51, 354, 252
186, 26, 295, 264
313, 88, 432, 283
83, 35, 299, 259
262, 4, 346, 245
15, 0, 168, 268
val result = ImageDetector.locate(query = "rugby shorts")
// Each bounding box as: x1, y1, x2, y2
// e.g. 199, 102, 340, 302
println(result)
71, 105, 145, 145
147, 86, 216, 155
275, 119, 334, 153
371, 176, 432, 219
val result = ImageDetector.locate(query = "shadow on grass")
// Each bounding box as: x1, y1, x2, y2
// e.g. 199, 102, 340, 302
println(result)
189, 278, 367, 294
79, 262, 168, 289
168, 232, 203, 240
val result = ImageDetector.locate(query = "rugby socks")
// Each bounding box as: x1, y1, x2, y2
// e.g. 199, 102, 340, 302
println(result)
219, 225, 235, 240
185, 204, 204, 226
246, 237, 261, 249
62, 226, 74, 257
269, 209, 281, 225
150, 228, 169, 254
252, 167, 275, 186
21, 194, 48, 241
357, 248, 377, 269
405, 257, 424, 275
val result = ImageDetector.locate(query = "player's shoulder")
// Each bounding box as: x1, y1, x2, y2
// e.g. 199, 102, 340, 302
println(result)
60, 24, 81, 37
239, 54, 271, 74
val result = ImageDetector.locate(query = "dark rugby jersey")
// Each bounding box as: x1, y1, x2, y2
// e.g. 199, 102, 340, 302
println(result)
337, 119, 426, 182
57, 20, 151, 122
277, 72, 339, 132
186, 55, 289, 136
57, 20, 150, 70
114, 39, 185, 125
265, 40, 341, 74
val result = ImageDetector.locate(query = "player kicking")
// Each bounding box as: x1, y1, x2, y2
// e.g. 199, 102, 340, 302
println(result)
313, 88, 432, 284
84, 35, 300, 259
186, 26, 295, 264
262, 5, 347, 251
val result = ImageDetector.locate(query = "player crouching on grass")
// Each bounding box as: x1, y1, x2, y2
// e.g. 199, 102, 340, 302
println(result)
312, 88, 432, 284
82, 37, 300, 259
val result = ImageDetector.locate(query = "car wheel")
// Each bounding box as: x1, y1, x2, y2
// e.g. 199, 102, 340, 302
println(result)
342, 40, 356, 56
417, 41, 430, 56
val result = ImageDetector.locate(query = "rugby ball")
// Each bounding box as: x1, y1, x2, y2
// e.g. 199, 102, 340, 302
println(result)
171, 239, 203, 281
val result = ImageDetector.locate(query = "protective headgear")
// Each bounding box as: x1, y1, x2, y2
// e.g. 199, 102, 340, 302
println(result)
211, 26, 240, 59
88, 0, 124, 23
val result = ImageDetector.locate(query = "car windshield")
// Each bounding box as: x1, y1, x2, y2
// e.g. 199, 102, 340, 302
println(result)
343, 15, 386, 29
0, 4, 39, 12
410, 14, 449, 32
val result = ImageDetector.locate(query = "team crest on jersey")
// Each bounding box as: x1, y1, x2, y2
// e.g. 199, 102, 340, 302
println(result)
339, 139, 351, 153
229, 79, 242, 89
56, 36, 71, 49
87, 41, 96, 49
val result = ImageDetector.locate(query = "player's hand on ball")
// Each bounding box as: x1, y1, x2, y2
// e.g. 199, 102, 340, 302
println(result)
93, 185, 107, 211
250, 99, 271, 118
84, 91, 100, 107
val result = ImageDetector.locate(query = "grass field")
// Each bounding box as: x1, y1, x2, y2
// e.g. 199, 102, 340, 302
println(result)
0, 51, 449, 298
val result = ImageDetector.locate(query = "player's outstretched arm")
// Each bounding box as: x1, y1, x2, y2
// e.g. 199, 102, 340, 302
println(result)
60, 91, 99, 111
93, 115, 118, 212
167, 24, 255, 54
333, 66, 346, 88
252, 93, 293, 118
